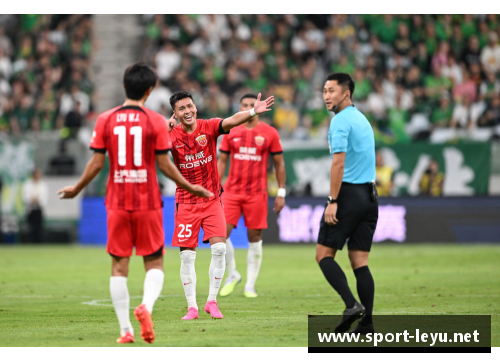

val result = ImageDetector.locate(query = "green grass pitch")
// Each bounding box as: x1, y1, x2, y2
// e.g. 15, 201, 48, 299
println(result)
0, 244, 498, 347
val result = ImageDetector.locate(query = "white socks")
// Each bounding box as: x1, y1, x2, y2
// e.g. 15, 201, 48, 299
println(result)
180, 250, 197, 310
245, 240, 263, 292
110, 276, 134, 337
225, 237, 236, 275
208, 242, 226, 301
141, 269, 164, 314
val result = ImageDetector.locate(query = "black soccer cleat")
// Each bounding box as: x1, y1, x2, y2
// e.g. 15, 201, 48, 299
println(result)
349, 322, 375, 335
334, 301, 366, 333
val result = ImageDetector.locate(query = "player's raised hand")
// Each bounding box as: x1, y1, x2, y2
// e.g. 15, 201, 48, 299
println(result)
189, 185, 214, 198
254, 93, 274, 115
57, 185, 80, 199
273, 195, 285, 214
168, 113, 177, 132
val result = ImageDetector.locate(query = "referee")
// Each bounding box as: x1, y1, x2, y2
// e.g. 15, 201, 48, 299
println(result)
316, 73, 378, 334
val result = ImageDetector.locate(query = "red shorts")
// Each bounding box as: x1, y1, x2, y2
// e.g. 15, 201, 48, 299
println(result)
172, 199, 226, 248
222, 191, 268, 230
107, 208, 165, 257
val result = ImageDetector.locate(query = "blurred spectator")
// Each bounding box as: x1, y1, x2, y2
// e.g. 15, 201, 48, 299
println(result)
155, 42, 181, 81
452, 70, 477, 102
441, 54, 463, 85
63, 101, 83, 138
144, 79, 172, 114
430, 96, 453, 129
480, 32, 500, 74
375, 150, 394, 196
480, 71, 500, 101
461, 35, 481, 69
22, 168, 48, 243
478, 94, 500, 127
419, 159, 444, 196
450, 95, 474, 129
49, 141, 76, 175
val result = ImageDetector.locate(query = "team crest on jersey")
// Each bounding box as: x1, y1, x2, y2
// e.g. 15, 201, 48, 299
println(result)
196, 134, 207, 147
254, 135, 265, 146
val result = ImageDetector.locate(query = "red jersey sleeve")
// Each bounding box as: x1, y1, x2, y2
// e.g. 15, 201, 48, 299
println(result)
219, 134, 230, 153
207, 117, 229, 137
89, 114, 107, 153
154, 116, 173, 154
269, 127, 283, 154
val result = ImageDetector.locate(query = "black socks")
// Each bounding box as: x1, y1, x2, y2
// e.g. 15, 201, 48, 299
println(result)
319, 257, 356, 309
353, 265, 374, 325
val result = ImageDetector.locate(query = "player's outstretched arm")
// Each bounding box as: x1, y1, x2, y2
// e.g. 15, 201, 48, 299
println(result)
272, 153, 286, 213
58, 152, 106, 199
221, 93, 274, 132
156, 153, 214, 198
217, 152, 229, 183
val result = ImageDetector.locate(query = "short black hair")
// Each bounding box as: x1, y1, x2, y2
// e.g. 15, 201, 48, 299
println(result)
170, 91, 194, 110
240, 93, 257, 103
123, 63, 158, 100
326, 73, 355, 99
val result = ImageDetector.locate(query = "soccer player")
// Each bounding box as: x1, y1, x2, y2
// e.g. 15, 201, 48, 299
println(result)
58, 63, 211, 344
167, 91, 274, 320
217, 93, 286, 298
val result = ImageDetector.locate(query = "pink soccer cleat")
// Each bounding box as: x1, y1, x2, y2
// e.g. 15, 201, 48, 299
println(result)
182, 307, 200, 320
116, 331, 134, 344
134, 304, 155, 344
204, 300, 223, 319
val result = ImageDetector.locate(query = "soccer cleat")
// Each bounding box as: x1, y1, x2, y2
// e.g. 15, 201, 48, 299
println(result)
134, 304, 155, 343
334, 301, 366, 333
220, 276, 242, 297
244, 290, 258, 298
349, 322, 375, 335
182, 307, 200, 320
116, 331, 134, 344
204, 300, 223, 319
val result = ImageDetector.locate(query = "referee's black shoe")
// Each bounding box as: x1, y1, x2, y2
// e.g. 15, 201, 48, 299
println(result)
349, 322, 375, 335
334, 301, 366, 333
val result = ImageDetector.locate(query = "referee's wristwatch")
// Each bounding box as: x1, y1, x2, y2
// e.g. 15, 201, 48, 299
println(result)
327, 196, 337, 204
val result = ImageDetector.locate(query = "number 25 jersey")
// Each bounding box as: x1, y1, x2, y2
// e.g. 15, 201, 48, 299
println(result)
90, 105, 172, 211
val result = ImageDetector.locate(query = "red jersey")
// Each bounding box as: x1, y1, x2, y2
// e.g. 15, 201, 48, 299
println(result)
219, 122, 283, 195
90, 105, 172, 211
170, 118, 228, 204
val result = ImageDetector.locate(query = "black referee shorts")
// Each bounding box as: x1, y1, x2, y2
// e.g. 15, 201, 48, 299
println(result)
317, 182, 378, 252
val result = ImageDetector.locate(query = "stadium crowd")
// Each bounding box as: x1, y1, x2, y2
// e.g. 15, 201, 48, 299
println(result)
141, 14, 500, 143
1, 14, 500, 145
0, 15, 95, 137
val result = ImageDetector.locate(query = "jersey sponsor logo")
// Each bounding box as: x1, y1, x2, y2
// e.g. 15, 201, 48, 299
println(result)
179, 150, 213, 169
234, 146, 262, 161
196, 134, 207, 147
114, 169, 148, 183
255, 135, 265, 146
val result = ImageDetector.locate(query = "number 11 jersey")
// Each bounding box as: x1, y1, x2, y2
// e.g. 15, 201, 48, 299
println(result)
90, 105, 172, 211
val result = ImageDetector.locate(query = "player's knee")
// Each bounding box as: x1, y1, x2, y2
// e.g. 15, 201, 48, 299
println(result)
211, 242, 226, 256
248, 230, 262, 243
180, 250, 196, 262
